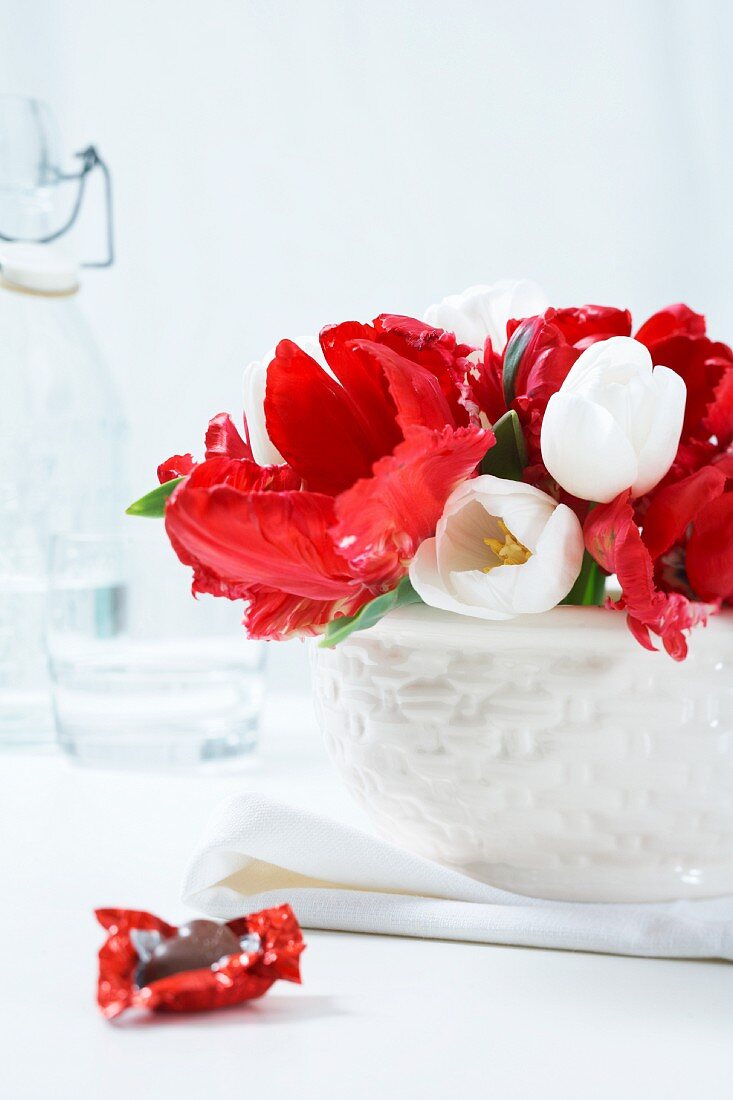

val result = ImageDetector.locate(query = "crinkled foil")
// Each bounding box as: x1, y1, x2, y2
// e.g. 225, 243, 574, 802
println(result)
95, 905, 304, 1019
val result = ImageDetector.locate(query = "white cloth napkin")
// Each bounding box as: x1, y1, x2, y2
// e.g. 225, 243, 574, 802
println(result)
182, 793, 733, 961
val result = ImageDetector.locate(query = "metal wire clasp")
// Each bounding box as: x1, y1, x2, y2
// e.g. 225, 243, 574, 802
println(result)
0, 144, 114, 268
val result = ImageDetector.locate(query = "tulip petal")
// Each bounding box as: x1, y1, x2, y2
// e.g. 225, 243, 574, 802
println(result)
448, 565, 524, 619
157, 454, 195, 484
373, 314, 476, 427
318, 323, 402, 457
541, 392, 638, 502
635, 304, 706, 345
551, 305, 632, 347
183, 455, 300, 493
410, 476, 583, 621
332, 425, 491, 588
482, 486, 555, 552
162, 458, 368, 639
264, 340, 384, 495
686, 493, 733, 601
706, 369, 733, 449
166, 481, 356, 600
434, 497, 499, 574
584, 492, 718, 659
205, 413, 253, 461
511, 504, 585, 612
409, 538, 471, 615
509, 323, 580, 467
625, 614, 659, 652
348, 340, 456, 434
638, 329, 732, 439
714, 450, 733, 477
443, 504, 582, 618
243, 359, 285, 467
243, 584, 370, 641
437, 474, 557, 553
409, 539, 516, 621
642, 465, 726, 560
423, 280, 549, 353
560, 336, 653, 393
632, 366, 686, 496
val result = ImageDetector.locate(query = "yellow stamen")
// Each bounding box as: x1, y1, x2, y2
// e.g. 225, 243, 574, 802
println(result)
483, 519, 532, 572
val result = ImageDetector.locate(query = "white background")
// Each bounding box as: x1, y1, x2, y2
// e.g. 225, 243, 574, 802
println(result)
1, 0, 732, 682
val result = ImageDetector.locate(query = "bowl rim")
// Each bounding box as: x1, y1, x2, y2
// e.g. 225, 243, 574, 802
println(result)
350, 602, 733, 651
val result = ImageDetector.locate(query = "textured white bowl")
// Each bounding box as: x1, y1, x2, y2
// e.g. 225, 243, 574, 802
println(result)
312, 604, 733, 902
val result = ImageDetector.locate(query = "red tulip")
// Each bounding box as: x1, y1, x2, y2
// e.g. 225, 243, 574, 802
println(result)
584, 491, 718, 660
641, 465, 726, 561
686, 492, 733, 602
162, 319, 492, 638
636, 303, 733, 448
157, 453, 195, 484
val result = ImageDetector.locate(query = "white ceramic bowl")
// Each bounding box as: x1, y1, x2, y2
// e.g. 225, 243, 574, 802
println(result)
312, 604, 733, 902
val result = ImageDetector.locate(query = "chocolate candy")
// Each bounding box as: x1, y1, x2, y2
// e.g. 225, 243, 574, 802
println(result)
96, 905, 304, 1019
138, 920, 241, 985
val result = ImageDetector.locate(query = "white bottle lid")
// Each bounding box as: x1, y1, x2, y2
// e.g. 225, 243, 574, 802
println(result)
0, 242, 80, 295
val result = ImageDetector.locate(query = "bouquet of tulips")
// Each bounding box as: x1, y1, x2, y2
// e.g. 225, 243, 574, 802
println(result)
129, 281, 733, 659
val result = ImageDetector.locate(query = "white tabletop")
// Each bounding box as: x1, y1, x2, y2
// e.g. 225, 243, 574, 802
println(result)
2, 696, 731, 1100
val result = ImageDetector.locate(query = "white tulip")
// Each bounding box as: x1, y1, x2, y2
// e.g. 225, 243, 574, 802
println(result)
409, 475, 584, 621
423, 279, 549, 352
243, 352, 284, 466
243, 337, 326, 467
540, 336, 686, 503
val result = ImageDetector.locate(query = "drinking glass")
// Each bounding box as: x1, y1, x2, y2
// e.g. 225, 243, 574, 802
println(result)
47, 526, 265, 770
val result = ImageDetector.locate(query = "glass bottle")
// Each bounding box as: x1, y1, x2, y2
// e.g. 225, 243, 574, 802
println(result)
0, 95, 126, 745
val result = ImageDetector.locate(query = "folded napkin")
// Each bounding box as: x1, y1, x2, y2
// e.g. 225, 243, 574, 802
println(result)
183, 793, 733, 961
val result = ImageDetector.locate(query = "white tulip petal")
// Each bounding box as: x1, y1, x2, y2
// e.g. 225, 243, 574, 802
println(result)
471, 474, 555, 508
437, 474, 539, 521
449, 564, 523, 620
423, 279, 549, 352
243, 355, 285, 467
243, 336, 326, 468
410, 476, 583, 623
504, 279, 551, 323
408, 538, 511, 619
423, 297, 486, 349
541, 392, 639, 503
441, 475, 557, 552
464, 473, 555, 505
511, 504, 584, 612
407, 538, 445, 605
435, 499, 496, 574
590, 378, 636, 438
490, 492, 554, 552
562, 337, 653, 394
631, 365, 687, 496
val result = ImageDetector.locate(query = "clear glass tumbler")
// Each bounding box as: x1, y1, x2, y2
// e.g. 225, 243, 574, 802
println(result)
47, 526, 265, 770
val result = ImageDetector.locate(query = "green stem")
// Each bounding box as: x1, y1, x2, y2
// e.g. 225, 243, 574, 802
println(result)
562, 551, 606, 607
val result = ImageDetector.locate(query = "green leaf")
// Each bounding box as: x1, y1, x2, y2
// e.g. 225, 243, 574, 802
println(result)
126, 478, 182, 518
480, 410, 528, 482
502, 318, 536, 406
561, 551, 606, 606
319, 576, 423, 648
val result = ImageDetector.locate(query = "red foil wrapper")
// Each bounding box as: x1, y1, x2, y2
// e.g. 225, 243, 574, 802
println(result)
96, 905, 304, 1020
